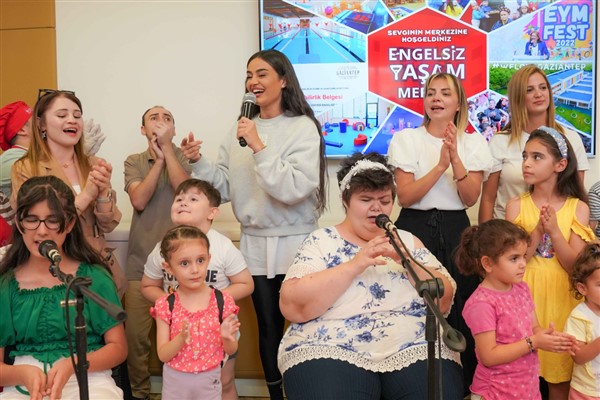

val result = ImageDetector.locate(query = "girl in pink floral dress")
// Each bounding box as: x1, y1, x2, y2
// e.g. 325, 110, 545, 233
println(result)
152, 226, 240, 400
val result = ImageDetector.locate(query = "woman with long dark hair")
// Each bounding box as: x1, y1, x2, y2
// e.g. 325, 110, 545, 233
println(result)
182, 49, 327, 399
0, 176, 126, 399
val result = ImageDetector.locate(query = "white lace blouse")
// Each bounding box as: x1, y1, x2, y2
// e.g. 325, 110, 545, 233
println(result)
277, 226, 461, 374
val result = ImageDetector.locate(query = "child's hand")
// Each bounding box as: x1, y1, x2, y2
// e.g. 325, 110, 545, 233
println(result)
46, 357, 75, 400
15, 364, 48, 400
533, 322, 577, 353
178, 320, 191, 345
568, 341, 582, 356
220, 314, 241, 343
539, 204, 559, 234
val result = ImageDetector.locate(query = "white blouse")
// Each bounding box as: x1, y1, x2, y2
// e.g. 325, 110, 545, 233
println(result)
388, 126, 492, 210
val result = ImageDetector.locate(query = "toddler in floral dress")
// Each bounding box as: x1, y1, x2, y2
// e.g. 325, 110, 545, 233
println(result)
151, 226, 240, 400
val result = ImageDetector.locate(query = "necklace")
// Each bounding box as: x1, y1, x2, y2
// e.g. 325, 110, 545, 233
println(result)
57, 155, 75, 169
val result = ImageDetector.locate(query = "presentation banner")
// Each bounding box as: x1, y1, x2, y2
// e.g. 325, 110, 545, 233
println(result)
259, 0, 596, 158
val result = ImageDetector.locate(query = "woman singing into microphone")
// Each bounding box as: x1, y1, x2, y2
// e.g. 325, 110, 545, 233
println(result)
278, 152, 462, 399
0, 176, 126, 399
180, 49, 327, 399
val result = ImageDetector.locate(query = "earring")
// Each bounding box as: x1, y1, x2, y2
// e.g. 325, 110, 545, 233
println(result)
42, 130, 47, 139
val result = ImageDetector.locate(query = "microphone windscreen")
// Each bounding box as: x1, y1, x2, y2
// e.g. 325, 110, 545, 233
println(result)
375, 214, 391, 229
243, 92, 257, 104
38, 240, 57, 257
241, 92, 257, 120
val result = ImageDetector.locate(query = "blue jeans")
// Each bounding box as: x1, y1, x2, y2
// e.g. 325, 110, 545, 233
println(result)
283, 358, 463, 400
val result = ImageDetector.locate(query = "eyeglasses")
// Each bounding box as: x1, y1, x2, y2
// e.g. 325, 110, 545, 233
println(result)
38, 89, 76, 100
20, 216, 62, 231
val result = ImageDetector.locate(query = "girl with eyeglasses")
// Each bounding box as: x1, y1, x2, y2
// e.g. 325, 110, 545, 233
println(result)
10, 90, 127, 296
0, 176, 126, 399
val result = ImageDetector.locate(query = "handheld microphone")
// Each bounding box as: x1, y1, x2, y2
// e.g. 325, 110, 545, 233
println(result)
39, 240, 62, 264
375, 214, 396, 233
239, 92, 257, 147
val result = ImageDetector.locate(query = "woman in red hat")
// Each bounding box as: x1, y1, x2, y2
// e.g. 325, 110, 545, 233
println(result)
0, 101, 32, 244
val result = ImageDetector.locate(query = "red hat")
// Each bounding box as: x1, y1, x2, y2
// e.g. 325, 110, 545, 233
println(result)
0, 101, 32, 151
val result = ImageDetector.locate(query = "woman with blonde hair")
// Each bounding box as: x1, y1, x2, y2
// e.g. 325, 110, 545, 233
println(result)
479, 64, 589, 223
11, 90, 127, 295
387, 72, 492, 396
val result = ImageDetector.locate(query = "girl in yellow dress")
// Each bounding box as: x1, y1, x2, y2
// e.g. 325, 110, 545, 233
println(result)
506, 126, 595, 400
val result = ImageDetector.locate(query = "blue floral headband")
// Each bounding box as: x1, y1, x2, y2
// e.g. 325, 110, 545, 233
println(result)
538, 126, 568, 159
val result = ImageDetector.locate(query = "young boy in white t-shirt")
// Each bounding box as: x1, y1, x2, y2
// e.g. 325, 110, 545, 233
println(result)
141, 179, 254, 400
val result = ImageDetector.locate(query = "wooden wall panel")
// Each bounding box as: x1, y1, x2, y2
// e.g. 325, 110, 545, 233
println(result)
0, 0, 56, 108
0, 0, 54, 30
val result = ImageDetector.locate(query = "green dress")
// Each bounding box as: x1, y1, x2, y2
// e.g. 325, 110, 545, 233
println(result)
0, 263, 121, 366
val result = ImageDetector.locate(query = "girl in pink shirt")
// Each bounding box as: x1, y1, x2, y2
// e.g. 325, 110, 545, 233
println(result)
152, 226, 240, 400
455, 219, 576, 399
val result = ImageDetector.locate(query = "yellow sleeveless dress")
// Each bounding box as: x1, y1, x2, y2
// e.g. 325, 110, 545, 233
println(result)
514, 193, 595, 383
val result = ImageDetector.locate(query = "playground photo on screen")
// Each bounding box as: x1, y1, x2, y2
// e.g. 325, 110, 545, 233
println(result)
259, 0, 597, 158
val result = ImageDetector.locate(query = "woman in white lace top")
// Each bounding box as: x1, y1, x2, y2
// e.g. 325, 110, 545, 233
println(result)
277, 152, 463, 399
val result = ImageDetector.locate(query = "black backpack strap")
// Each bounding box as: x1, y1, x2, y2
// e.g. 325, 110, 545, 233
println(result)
213, 288, 227, 367
167, 292, 176, 325
214, 288, 224, 324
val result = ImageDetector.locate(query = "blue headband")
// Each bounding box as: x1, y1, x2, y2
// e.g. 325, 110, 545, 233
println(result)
538, 126, 568, 159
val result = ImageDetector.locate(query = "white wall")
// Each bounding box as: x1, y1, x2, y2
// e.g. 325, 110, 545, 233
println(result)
56, 2, 598, 234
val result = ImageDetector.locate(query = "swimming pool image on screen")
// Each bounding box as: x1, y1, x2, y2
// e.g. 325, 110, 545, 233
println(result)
262, 0, 367, 64
288, 0, 393, 34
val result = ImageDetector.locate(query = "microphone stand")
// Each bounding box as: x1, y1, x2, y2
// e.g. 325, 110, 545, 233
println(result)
381, 227, 466, 400
49, 262, 127, 400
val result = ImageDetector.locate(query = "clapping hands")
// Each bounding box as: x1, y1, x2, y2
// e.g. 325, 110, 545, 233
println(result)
220, 314, 241, 343
178, 320, 191, 345
82, 159, 113, 202
533, 322, 578, 354
438, 122, 459, 170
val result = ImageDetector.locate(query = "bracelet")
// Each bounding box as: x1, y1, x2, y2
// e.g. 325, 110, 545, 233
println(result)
454, 171, 469, 182
96, 191, 113, 204
525, 336, 535, 353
